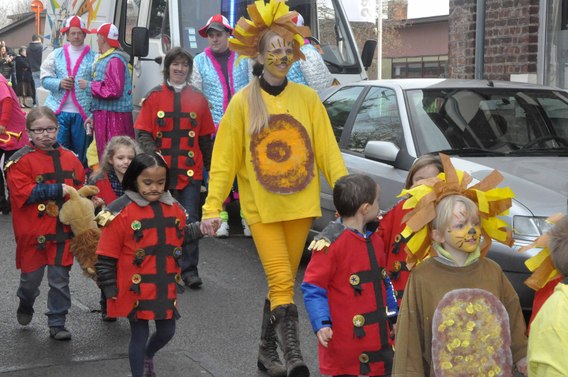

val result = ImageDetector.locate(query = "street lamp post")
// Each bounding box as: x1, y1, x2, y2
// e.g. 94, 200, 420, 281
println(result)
31, 0, 44, 36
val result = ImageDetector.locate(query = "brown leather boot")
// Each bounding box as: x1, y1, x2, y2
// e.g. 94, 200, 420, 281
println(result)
270, 304, 310, 377
258, 299, 287, 377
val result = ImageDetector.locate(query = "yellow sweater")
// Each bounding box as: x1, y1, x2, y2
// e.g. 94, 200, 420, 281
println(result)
202, 82, 347, 225
528, 283, 568, 377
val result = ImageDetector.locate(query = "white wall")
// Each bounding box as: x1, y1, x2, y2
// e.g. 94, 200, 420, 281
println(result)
407, 0, 449, 19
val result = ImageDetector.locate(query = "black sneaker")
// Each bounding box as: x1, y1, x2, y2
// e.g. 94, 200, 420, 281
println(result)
16, 302, 33, 326
101, 312, 117, 322
184, 274, 203, 289
49, 327, 72, 341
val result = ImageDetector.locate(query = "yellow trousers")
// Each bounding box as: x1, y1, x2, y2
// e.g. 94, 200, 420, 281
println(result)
249, 218, 313, 310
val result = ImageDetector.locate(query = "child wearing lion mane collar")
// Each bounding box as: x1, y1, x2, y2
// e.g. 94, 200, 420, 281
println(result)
392, 154, 528, 377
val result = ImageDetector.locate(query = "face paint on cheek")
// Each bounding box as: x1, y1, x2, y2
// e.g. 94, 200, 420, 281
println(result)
266, 52, 293, 68
447, 224, 481, 253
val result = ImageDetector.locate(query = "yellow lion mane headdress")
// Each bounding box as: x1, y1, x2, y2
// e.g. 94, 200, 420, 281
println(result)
229, 0, 305, 61
519, 213, 564, 291
400, 153, 514, 268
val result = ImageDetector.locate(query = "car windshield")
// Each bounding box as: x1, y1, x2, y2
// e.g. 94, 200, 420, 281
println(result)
406, 87, 568, 156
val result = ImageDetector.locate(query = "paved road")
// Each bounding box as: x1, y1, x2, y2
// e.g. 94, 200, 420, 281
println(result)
0, 211, 324, 377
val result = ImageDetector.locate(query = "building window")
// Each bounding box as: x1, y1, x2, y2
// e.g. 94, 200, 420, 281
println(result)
391, 56, 448, 78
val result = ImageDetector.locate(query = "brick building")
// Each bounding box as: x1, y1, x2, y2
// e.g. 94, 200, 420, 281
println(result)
448, 0, 539, 83
380, 0, 450, 79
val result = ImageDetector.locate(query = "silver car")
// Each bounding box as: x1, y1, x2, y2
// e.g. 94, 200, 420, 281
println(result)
316, 78, 568, 317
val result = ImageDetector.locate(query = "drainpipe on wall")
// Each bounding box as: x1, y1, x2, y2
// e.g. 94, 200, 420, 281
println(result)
377, 0, 382, 79
474, 0, 486, 79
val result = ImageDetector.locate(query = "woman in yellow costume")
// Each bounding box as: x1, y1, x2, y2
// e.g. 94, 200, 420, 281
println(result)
200, 1, 347, 376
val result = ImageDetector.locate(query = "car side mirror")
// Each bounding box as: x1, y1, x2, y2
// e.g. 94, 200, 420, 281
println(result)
361, 40, 377, 70
131, 27, 149, 58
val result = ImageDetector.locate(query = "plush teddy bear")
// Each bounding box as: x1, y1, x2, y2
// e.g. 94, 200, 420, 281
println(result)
59, 185, 101, 280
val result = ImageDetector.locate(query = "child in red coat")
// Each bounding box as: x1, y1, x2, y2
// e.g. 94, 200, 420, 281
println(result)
7, 106, 85, 340
302, 174, 398, 376
378, 154, 442, 305
95, 152, 201, 377
89, 135, 141, 321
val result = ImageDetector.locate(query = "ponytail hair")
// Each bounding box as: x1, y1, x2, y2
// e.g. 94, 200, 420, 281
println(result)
247, 30, 281, 135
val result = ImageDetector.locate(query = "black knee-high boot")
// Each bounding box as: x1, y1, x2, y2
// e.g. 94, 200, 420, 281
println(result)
0, 170, 10, 215
270, 304, 309, 377
258, 299, 287, 377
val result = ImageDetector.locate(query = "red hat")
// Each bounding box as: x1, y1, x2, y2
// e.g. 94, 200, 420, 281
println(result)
60, 16, 89, 34
198, 14, 233, 38
94, 23, 120, 48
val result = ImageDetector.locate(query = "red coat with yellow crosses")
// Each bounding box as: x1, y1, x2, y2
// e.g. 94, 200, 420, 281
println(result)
134, 84, 215, 190
377, 199, 411, 306
6, 145, 85, 273
96, 193, 188, 320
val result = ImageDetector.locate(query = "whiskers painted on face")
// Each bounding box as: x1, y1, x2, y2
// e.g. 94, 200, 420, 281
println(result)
266, 52, 293, 66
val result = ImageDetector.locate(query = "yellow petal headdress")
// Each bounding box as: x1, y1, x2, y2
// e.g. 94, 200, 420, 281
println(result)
229, 0, 305, 61
400, 153, 515, 268
518, 213, 564, 291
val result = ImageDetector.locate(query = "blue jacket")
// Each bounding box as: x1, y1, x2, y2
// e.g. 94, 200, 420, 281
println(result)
91, 49, 132, 112
42, 44, 95, 119
191, 48, 249, 125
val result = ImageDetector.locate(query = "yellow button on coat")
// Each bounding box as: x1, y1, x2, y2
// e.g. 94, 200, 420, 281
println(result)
392, 261, 401, 272
186, 170, 194, 177
131, 220, 142, 230
353, 314, 365, 327
349, 274, 360, 286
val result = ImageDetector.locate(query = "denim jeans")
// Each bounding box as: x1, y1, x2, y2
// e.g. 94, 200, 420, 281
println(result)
170, 180, 202, 279
17, 265, 71, 328
32, 71, 40, 105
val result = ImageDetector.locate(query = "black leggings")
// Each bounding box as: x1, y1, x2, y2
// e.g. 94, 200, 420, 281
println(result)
129, 318, 176, 377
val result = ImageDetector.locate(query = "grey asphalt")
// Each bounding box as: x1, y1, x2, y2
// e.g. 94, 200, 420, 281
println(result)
0, 206, 323, 377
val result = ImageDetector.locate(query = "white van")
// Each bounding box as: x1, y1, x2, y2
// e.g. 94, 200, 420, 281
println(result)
39, 0, 377, 113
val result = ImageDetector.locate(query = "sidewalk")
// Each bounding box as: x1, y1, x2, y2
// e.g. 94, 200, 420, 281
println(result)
0, 349, 214, 377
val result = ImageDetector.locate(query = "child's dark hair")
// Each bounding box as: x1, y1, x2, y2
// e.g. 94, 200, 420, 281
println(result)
549, 216, 568, 276
26, 106, 59, 129
122, 152, 169, 192
333, 174, 378, 218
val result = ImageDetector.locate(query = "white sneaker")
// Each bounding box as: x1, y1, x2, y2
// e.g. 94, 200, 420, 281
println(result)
216, 222, 230, 238
242, 219, 252, 237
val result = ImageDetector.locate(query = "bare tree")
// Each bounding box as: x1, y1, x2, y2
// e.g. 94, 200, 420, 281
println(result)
0, 0, 31, 29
